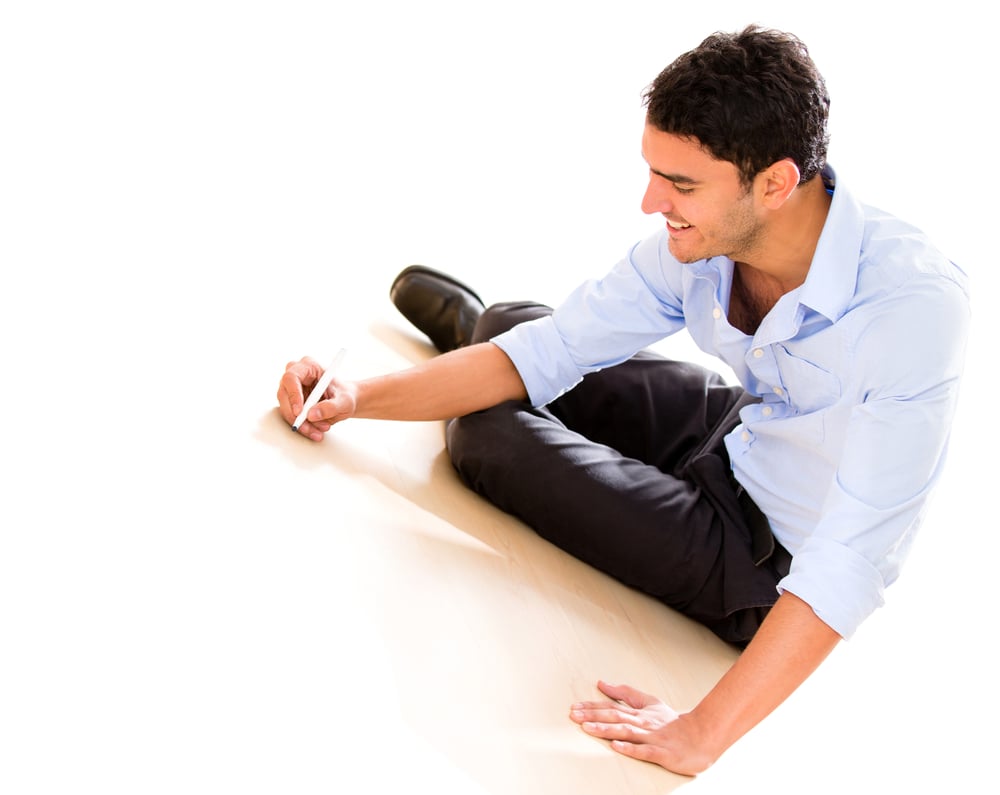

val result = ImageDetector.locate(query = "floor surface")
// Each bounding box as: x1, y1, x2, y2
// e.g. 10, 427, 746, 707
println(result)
3, 3, 996, 793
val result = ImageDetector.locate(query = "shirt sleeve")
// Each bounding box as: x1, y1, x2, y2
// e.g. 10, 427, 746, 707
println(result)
491, 232, 688, 406
777, 274, 971, 638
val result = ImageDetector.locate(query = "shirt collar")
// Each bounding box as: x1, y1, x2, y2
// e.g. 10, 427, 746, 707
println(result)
796, 164, 865, 322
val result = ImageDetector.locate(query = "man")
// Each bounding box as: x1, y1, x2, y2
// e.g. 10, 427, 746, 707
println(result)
276, 26, 969, 775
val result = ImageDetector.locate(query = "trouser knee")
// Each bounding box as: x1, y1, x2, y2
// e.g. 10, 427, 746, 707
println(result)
471, 301, 554, 344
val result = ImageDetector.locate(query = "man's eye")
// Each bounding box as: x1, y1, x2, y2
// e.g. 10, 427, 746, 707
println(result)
673, 184, 694, 195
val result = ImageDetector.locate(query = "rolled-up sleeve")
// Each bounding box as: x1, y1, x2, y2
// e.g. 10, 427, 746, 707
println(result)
491, 233, 688, 406
490, 314, 586, 406
776, 275, 971, 638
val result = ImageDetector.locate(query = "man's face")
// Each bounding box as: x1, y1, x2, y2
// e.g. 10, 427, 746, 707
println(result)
640, 124, 763, 264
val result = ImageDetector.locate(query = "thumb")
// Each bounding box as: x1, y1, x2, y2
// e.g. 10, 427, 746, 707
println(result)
597, 680, 657, 709
308, 387, 356, 426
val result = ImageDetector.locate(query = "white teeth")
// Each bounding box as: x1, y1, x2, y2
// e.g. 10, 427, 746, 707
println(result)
667, 219, 690, 229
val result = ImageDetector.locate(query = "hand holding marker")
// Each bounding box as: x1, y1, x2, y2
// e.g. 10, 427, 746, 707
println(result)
292, 348, 347, 432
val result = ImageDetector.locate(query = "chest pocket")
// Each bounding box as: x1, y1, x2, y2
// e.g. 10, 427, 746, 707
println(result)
772, 343, 842, 415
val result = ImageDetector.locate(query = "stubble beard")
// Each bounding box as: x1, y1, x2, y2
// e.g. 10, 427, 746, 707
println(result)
670, 193, 764, 265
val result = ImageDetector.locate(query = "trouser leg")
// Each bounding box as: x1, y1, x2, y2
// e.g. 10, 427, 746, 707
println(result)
446, 302, 785, 645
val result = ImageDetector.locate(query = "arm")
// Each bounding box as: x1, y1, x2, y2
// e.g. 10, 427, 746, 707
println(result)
570, 591, 840, 776
277, 342, 528, 441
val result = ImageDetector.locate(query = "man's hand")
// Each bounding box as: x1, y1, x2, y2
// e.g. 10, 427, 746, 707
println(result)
570, 681, 713, 777
571, 593, 841, 776
277, 356, 358, 441
277, 343, 527, 437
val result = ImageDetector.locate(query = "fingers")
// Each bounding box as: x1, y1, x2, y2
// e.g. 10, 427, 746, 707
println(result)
568, 682, 656, 723
570, 680, 676, 736
570, 702, 642, 726
287, 375, 359, 442
277, 357, 322, 420
290, 395, 343, 442
583, 721, 663, 754
294, 412, 332, 443
571, 704, 668, 764
578, 716, 649, 740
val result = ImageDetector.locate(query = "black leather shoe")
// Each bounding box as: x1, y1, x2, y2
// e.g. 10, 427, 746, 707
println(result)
389, 265, 486, 352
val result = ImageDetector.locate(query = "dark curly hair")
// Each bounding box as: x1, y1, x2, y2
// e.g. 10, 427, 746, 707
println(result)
643, 26, 830, 186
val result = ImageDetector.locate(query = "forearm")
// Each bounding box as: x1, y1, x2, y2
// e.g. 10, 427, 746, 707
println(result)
354, 342, 528, 421
688, 592, 841, 764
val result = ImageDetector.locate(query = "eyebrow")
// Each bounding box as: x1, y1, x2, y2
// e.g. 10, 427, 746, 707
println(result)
649, 166, 698, 185
641, 152, 699, 185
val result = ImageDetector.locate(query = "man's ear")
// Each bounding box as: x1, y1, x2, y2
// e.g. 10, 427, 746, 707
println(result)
757, 158, 801, 209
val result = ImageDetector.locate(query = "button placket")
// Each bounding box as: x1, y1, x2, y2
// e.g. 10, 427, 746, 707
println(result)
746, 342, 779, 399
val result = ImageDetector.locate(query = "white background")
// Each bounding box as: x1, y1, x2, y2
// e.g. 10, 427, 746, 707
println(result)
2, 2, 995, 793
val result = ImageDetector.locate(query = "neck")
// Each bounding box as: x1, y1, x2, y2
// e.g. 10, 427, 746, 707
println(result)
740, 174, 831, 291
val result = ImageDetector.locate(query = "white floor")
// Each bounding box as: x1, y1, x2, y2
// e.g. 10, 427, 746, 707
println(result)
3, 3, 996, 793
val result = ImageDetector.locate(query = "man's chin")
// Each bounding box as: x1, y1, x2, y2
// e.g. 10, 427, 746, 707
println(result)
667, 238, 708, 264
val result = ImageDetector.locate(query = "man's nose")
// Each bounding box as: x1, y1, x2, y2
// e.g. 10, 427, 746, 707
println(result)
641, 177, 670, 215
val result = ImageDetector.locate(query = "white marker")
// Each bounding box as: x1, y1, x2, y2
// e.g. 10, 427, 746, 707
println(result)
292, 348, 347, 432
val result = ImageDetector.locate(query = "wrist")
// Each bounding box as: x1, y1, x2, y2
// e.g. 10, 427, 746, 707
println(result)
673, 710, 728, 773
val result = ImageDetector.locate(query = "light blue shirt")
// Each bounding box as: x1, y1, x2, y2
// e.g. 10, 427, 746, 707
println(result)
492, 167, 970, 638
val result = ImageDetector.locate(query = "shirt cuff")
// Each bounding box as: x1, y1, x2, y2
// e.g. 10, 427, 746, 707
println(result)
777, 536, 886, 639
491, 316, 585, 407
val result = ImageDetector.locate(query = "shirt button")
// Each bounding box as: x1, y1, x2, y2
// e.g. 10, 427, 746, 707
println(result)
773, 387, 784, 397
712, 307, 722, 319
762, 406, 773, 416
741, 430, 750, 442
753, 348, 764, 358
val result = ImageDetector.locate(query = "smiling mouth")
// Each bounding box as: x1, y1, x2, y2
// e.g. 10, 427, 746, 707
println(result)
666, 217, 691, 230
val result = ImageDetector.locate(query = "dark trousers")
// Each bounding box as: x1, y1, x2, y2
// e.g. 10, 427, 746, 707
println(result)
445, 302, 790, 646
